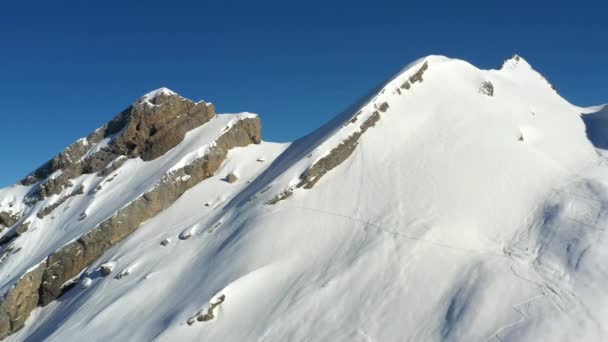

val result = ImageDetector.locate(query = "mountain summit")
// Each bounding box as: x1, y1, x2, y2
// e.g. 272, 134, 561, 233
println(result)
1, 55, 607, 341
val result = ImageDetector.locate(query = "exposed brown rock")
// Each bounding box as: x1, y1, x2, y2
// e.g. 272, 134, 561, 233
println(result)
226, 173, 238, 183
0, 262, 46, 339
0, 212, 19, 231
409, 62, 429, 84
479, 81, 494, 97
20, 138, 96, 187
38, 117, 261, 307
269, 60, 430, 204
0, 222, 29, 248
268, 111, 380, 205
15, 222, 29, 235
100, 264, 114, 277
266, 187, 294, 205
21, 90, 216, 202
193, 295, 226, 323
98, 156, 127, 177
110, 92, 215, 161
297, 111, 380, 189
1, 104, 260, 339
37, 185, 85, 219
39, 241, 87, 305
378, 102, 390, 112
344, 110, 362, 126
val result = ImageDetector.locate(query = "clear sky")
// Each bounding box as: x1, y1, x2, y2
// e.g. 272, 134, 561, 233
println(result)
1, 0, 606, 187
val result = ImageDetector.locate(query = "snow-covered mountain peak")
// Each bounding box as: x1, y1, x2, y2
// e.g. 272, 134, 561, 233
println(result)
501, 54, 532, 69
144, 86, 176, 98
2, 55, 608, 342
136, 87, 181, 106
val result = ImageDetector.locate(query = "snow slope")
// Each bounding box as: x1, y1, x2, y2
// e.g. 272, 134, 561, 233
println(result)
3, 55, 608, 341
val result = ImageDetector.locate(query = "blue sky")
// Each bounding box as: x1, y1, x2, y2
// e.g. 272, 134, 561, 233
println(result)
1, 0, 606, 187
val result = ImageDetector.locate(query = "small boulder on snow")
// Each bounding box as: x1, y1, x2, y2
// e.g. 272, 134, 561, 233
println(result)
190, 294, 226, 324
180, 227, 196, 240
115, 268, 131, 280
378, 102, 390, 112
100, 263, 115, 277
160, 238, 171, 246
226, 172, 238, 183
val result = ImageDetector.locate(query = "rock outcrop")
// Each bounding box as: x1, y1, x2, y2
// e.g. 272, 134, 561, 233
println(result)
39, 117, 259, 305
188, 295, 226, 325
99, 263, 114, 277
400, 61, 429, 90
0, 87, 260, 339
0, 262, 46, 340
479, 81, 494, 96
267, 60, 433, 205
0, 116, 261, 339
267, 111, 381, 205
21, 89, 216, 202
0, 212, 19, 232
110, 90, 216, 161
297, 111, 380, 190
37, 185, 85, 219
226, 172, 238, 183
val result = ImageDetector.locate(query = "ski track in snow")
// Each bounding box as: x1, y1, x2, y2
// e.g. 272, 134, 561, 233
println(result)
484, 292, 547, 342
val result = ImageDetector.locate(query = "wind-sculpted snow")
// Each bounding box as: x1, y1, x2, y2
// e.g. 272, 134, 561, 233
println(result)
2, 55, 608, 341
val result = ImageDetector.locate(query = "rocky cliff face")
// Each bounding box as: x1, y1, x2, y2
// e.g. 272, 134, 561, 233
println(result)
0, 89, 260, 339
39, 117, 260, 306
21, 88, 216, 203
0, 263, 46, 339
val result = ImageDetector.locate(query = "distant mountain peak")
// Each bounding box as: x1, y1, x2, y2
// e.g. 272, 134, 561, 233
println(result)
136, 87, 180, 106
501, 53, 532, 70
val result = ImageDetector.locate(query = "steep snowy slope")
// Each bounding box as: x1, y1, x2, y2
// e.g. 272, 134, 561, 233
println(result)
0, 89, 266, 338
3, 55, 608, 341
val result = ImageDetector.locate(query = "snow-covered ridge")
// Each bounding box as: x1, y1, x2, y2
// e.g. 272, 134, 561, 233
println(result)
2, 54, 608, 341
262, 54, 569, 205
